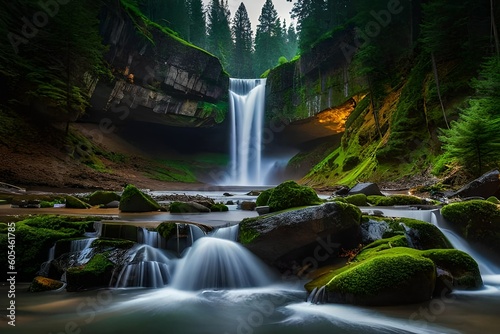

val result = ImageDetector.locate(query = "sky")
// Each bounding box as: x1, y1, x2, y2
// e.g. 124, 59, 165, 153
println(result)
202, 0, 296, 33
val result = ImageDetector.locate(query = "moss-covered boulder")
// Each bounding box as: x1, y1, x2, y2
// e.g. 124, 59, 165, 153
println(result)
88, 190, 121, 206
210, 203, 229, 212
119, 184, 161, 212
240, 201, 361, 272
92, 238, 135, 249
265, 180, 321, 212
157, 222, 177, 240
65, 195, 91, 209
306, 246, 482, 306
323, 253, 436, 306
256, 188, 274, 207
367, 194, 425, 206
29, 276, 64, 292
66, 254, 114, 291
334, 194, 368, 206
169, 201, 210, 213
441, 200, 500, 254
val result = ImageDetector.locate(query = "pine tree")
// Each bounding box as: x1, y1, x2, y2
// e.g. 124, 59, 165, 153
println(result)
231, 3, 253, 78
440, 57, 500, 176
285, 23, 298, 60
188, 0, 207, 48
207, 0, 233, 70
254, 0, 281, 75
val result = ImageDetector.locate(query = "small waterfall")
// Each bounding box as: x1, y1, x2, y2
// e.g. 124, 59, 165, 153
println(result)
209, 224, 239, 241
138, 227, 160, 248
115, 245, 174, 288
38, 244, 56, 277
70, 237, 97, 264
228, 78, 267, 186
84, 221, 102, 238
170, 238, 274, 291
307, 286, 327, 304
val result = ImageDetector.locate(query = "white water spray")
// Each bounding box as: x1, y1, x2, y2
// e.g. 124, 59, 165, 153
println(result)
228, 78, 267, 185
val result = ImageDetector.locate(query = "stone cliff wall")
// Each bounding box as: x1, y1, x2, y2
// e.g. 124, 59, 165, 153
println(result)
89, 3, 229, 127
266, 28, 366, 123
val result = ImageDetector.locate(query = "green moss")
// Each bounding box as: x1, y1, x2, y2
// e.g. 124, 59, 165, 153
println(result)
66, 254, 114, 291
354, 235, 409, 262
210, 203, 229, 212
88, 191, 121, 206
256, 188, 274, 207
422, 249, 482, 289
157, 222, 177, 239
267, 180, 321, 212
0, 215, 97, 280
367, 195, 424, 206
238, 224, 261, 245
441, 200, 500, 253
119, 184, 161, 212
487, 196, 500, 204
335, 194, 368, 206
65, 195, 91, 209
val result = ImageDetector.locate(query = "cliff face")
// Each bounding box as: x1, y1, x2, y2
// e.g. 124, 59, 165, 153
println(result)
266, 29, 366, 124
90, 3, 229, 127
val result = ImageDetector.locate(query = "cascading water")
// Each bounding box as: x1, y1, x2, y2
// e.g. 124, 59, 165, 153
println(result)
70, 237, 97, 264
170, 237, 275, 291
115, 245, 174, 288
228, 78, 267, 186
138, 227, 160, 248
38, 244, 56, 277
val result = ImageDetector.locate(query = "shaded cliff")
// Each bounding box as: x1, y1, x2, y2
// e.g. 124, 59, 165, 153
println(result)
90, 1, 229, 128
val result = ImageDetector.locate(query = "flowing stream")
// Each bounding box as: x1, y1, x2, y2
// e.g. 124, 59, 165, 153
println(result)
3, 207, 500, 334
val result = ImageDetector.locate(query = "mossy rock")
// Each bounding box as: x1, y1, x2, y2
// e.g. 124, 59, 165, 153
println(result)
169, 201, 210, 213
66, 254, 114, 291
422, 249, 482, 289
88, 191, 121, 206
323, 253, 436, 305
367, 195, 424, 206
29, 276, 64, 292
210, 203, 229, 212
266, 180, 321, 212
441, 200, 500, 254
306, 246, 483, 306
335, 194, 367, 206
487, 196, 500, 204
65, 195, 91, 209
157, 222, 177, 239
119, 184, 161, 212
256, 188, 274, 207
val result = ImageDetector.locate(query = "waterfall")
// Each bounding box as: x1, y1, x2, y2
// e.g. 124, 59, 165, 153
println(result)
228, 78, 267, 186
70, 237, 97, 264
208, 224, 239, 241
170, 238, 274, 291
115, 245, 174, 288
38, 244, 56, 277
138, 227, 160, 248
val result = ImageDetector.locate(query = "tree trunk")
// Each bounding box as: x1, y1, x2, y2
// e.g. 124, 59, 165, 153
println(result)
431, 52, 450, 129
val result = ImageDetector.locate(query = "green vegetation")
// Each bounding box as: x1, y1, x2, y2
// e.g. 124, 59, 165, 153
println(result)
0, 215, 96, 280
119, 184, 161, 212
334, 194, 368, 206
92, 238, 135, 249
210, 203, 229, 212
367, 195, 425, 206
265, 180, 321, 212
441, 200, 500, 253
255, 188, 274, 207
157, 222, 177, 240
66, 254, 114, 291
65, 196, 91, 209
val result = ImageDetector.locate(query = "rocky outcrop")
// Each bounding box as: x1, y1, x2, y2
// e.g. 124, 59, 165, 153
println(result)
90, 3, 229, 127
266, 28, 366, 124
239, 202, 361, 272
447, 170, 500, 199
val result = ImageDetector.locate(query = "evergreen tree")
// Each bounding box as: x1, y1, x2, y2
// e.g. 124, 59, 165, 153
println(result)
207, 0, 233, 70
440, 57, 500, 176
254, 0, 281, 75
141, 0, 190, 39
285, 23, 298, 60
231, 3, 253, 78
188, 0, 207, 48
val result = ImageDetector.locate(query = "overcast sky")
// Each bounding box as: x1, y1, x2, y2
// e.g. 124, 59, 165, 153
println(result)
202, 0, 296, 33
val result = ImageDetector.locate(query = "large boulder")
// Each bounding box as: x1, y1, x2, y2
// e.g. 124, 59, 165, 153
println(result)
441, 200, 500, 254
169, 201, 210, 213
119, 184, 161, 212
66, 254, 114, 291
348, 183, 383, 197
88, 190, 121, 206
239, 202, 361, 272
448, 170, 500, 199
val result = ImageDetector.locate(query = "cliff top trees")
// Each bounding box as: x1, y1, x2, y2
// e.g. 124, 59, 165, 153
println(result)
207, 0, 233, 70
231, 3, 253, 78
254, 0, 282, 75
189, 0, 207, 48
